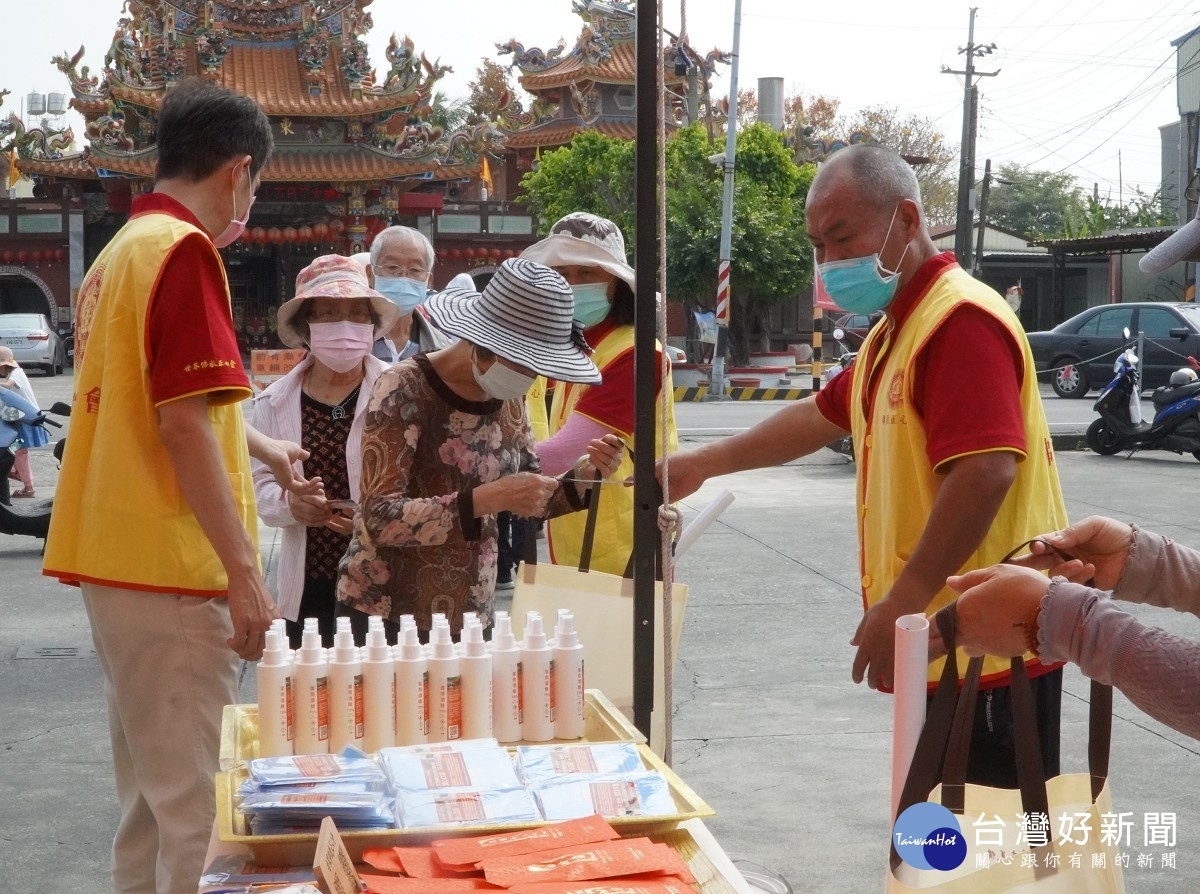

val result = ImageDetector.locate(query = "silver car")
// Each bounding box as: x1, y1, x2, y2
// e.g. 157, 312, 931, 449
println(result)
0, 313, 66, 377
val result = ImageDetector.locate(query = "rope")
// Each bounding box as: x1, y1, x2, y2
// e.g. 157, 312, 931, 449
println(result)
655, 0, 679, 768
1035, 338, 1198, 379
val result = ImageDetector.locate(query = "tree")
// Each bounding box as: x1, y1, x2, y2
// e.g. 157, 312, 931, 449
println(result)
840, 105, 957, 226
735, 88, 758, 130
1063, 187, 1174, 237
427, 91, 471, 132
467, 58, 518, 124
984, 163, 1086, 239
784, 92, 840, 134
519, 124, 814, 363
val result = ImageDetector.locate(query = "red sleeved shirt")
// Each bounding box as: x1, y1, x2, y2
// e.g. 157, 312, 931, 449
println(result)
571, 319, 665, 437
815, 253, 1026, 470
137, 194, 251, 407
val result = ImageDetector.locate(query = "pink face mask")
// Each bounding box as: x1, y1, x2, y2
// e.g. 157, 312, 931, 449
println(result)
212, 166, 255, 249
307, 321, 375, 373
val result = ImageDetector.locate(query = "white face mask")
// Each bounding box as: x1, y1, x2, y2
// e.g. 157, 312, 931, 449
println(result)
472, 352, 536, 401
213, 165, 255, 249
307, 321, 374, 373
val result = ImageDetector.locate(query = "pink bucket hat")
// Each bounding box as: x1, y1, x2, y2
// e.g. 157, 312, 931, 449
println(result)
276, 254, 399, 347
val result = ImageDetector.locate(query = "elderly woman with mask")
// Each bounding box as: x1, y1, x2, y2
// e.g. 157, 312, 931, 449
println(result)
336, 258, 624, 636
520, 212, 678, 577
250, 255, 399, 647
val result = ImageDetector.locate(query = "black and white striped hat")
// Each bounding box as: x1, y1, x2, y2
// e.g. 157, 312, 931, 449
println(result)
425, 258, 601, 383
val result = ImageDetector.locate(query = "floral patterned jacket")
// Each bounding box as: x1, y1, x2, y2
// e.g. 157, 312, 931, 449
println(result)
336, 354, 582, 631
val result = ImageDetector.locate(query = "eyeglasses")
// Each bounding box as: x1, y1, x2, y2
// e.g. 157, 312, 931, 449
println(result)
374, 264, 429, 279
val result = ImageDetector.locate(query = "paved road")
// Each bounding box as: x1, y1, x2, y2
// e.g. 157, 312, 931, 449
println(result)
4, 371, 1200, 891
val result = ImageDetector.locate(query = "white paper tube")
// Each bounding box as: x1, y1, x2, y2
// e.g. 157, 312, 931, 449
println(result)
673, 489, 736, 560
891, 613, 930, 822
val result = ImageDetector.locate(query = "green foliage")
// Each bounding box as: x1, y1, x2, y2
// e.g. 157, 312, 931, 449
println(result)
519, 124, 814, 362
984, 163, 1086, 239
1063, 187, 1174, 238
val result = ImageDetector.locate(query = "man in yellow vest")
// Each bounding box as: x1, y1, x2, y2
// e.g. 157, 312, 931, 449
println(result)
662, 144, 1067, 787
43, 79, 309, 894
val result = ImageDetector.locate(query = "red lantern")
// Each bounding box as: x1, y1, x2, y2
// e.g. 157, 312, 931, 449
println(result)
449, 249, 462, 261
435, 248, 447, 261
329, 218, 346, 236
490, 247, 503, 260
54, 248, 65, 262
267, 227, 284, 244
2, 251, 12, 264
30, 251, 43, 264
312, 221, 329, 239
463, 248, 476, 260
282, 226, 298, 244
298, 225, 313, 243
505, 248, 517, 258
251, 226, 268, 244
16, 251, 27, 264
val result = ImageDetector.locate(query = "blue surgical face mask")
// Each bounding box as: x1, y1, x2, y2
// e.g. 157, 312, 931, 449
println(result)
571, 282, 612, 328
816, 207, 909, 315
374, 276, 428, 314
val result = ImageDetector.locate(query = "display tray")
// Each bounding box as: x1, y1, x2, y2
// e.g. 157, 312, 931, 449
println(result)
220, 689, 646, 770
215, 742, 714, 865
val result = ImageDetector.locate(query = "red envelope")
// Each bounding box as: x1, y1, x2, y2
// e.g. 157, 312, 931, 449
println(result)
433, 815, 620, 869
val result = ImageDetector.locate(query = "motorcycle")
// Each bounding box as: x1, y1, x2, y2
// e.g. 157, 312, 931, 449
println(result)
822, 327, 857, 386
1085, 338, 1200, 460
0, 393, 69, 539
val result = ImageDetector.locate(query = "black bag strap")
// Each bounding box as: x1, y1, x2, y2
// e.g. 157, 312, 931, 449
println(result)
522, 469, 604, 572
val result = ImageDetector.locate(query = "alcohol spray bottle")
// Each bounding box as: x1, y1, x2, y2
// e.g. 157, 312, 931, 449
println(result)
490, 613, 523, 743
427, 621, 462, 742
257, 628, 294, 757
521, 612, 555, 742
394, 625, 428, 746
328, 619, 364, 752
552, 613, 586, 739
293, 625, 330, 755
362, 624, 396, 752
460, 621, 493, 740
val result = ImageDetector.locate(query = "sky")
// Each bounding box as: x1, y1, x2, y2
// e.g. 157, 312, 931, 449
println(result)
1, 0, 1197, 204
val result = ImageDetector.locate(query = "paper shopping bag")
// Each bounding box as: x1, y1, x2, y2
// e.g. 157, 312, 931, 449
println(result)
512, 481, 687, 755
887, 605, 1124, 893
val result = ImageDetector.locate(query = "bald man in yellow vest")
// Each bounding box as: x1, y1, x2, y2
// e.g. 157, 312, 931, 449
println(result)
662, 144, 1067, 788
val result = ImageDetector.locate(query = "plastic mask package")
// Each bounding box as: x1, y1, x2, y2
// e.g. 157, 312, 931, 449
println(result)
396, 787, 542, 829
241, 790, 394, 833
383, 737, 500, 755
247, 747, 386, 787
382, 745, 521, 793
532, 772, 677, 821
236, 777, 387, 797
516, 743, 644, 783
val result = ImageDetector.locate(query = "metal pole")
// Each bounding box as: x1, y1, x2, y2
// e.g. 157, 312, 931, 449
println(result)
973, 158, 991, 278
632, 0, 660, 740
953, 8, 978, 268
707, 0, 741, 399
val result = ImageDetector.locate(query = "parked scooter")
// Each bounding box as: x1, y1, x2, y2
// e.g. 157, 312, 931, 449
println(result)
1085, 336, 1200, 460
0, 394, 69, 539
822, 327, 857, 386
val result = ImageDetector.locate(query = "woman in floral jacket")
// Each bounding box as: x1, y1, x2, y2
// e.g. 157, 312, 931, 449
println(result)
337, 258, 623, 636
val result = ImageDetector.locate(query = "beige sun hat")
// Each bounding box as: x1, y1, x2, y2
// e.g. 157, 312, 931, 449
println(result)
520, 211, 636, 290
0, 347, 17, 370
276, 254, 399, 347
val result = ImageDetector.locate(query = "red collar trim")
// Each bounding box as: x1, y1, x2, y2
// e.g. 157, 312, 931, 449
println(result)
130, 192, 208, 234
887, 252, 958, 328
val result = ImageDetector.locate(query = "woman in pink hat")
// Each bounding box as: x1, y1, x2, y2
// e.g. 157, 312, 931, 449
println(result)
249, 255, 400, 647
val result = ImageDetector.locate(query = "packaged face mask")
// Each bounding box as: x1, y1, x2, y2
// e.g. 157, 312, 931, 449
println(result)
240, 790, 394, 825
246, 748, 385, 787
531, 772, 677, 822
382, 745, 521, 793
516, 743, 643, 784
396, 787, 542, 829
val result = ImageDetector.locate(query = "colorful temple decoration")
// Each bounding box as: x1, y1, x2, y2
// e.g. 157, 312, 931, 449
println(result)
0, 0, 504, 349
495, 0, 728, 168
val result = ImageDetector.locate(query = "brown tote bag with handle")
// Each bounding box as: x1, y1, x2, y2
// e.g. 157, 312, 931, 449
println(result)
887, 603, 1124, 893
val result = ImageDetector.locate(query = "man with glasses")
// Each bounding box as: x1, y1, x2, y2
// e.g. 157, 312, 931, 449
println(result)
366, 225, 450, 362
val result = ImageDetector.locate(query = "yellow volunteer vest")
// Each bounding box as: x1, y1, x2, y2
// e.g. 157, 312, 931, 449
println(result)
527, 375, 550, 443
43, 212, 256, 595
547, 325, 679, 576
849, 264, 1066, 684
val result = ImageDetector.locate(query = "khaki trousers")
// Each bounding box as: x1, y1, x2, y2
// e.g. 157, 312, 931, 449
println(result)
82, 583, 238, 894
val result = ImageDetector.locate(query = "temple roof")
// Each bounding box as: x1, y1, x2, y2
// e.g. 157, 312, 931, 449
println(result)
503, 119, 636, 149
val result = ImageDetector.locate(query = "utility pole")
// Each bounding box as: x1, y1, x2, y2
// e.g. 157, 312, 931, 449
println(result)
706, 0, 742, 399
942, 7, 998, 271
973, 158, 991, 278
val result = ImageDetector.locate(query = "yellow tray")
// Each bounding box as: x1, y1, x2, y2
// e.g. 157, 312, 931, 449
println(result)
216, 742, 714, 865
220, 689, 645, 770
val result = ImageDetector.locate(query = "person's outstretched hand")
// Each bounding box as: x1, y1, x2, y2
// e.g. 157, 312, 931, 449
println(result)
1011, 515, 1133, 591
929, 564, 1049, 660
